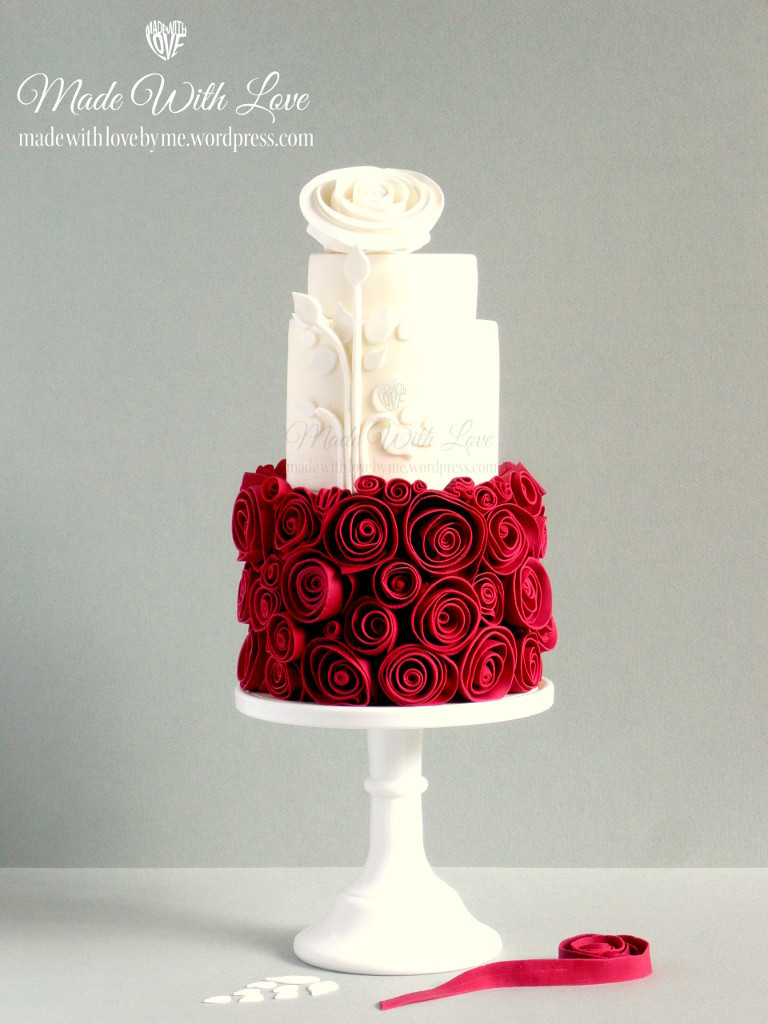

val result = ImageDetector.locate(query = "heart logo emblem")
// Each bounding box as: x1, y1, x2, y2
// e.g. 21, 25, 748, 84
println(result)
376, 380, 406, 412
145, 20, 187, 61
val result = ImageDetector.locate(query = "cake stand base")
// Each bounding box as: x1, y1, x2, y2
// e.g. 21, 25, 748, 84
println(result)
293, 868, 501, 976
236, 680, 553, 975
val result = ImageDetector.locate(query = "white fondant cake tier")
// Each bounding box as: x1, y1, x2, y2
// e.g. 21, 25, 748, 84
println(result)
307, 253, 478, 322
286, 252, 499, 491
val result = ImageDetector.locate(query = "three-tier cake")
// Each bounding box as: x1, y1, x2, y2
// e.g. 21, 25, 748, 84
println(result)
232, 167, 555, 705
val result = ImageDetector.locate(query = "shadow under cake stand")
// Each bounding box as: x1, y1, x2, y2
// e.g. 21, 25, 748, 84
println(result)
235, 679, 554, 975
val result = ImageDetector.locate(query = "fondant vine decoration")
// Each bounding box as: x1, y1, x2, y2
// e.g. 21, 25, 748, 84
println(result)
293, 245, 432, 485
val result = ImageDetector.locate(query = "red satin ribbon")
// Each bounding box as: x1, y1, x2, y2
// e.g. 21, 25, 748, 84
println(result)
379, 934, 651, 1010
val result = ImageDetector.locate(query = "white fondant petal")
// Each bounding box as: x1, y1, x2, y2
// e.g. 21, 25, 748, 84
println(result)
308, 981, 339, 997
343, 245, 371, 285
292, 291, 323, 326
307, 347, 338, 375
333, 302, 353, 343
363, 348, 387, 371
364, 308, 395, 345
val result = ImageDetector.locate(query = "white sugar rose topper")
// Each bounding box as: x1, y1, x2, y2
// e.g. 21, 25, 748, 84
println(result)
299, 166, 444, 253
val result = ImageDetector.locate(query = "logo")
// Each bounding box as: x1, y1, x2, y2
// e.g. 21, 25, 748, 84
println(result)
145, 20, 186, 61
376, 380, 406, 412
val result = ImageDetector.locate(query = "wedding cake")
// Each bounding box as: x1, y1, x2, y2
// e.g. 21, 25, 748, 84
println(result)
232, 167, 555, 706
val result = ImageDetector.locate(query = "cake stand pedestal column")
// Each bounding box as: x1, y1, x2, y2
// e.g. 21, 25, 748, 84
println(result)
235, 680, 553, 975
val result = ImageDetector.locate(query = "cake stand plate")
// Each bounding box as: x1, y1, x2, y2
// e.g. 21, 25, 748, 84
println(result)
236, 679, 553, 975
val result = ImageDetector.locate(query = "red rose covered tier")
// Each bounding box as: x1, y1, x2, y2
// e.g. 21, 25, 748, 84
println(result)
233, 461, 555, 706
232, 166, 555, 706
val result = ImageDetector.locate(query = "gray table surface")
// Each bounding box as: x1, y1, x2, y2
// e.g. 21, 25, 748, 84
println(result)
2, 868, 766, 1023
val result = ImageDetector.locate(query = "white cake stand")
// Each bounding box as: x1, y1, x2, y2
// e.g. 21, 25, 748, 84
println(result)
235, 679, 554, 976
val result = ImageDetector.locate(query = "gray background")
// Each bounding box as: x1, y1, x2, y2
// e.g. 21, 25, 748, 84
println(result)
1, 1, 766, 867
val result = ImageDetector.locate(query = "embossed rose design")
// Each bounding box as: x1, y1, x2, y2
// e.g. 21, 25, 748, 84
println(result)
299, 166, 444, 253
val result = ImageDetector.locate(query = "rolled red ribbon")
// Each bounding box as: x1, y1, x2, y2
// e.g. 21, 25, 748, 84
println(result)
379, 934, 651, 1010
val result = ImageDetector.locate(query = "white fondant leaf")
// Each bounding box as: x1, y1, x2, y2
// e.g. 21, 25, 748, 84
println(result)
292, 291, 323, 326
363, 347, 387, 371
300, 327, 318, 348
365, 308, 395, 345
333, 302, 353, 344
344, 245, 370, 286
238, 992, 264, 1003
307, 347, 338, 375
398, 404, 416, 425
203, 996, 231, 1004
396, 321, 412, 341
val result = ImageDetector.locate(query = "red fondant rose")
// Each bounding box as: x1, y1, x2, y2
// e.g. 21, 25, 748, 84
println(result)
512, 632, 543, 692
260, 554, 282, 590
249, 585, 281, 630
237, 564, 259, 624
323, 619, 343, 639
483, 503, 538, 575
383, 477, 413, 510
499, 461, 546, 516
559, 934, 641, 959
445, 476, 476, 501
281, 549, 345, 623
504, 558, 553, 630
266, 612, 307, 663
322, 495, 398, 572
411, 578, 482, 654
345, 598, 398, 657
232, 467, 291, 564
263, 656, 301, 701
489, 473, 513, 501
378, 646, 458, 706
475, 571, 505, 625
232, 480, 262, 564
533, 515, 547, 559
312, 486, 350, 514
536, 614, 558, 652
403, 491, 487, 577
274, 490, 320, 554
372, 560, 422, 608
459, 626, 517, 701
472, 482, 500, 511
354, 474, 384, 496
301, 639, 373, 705
237, 629, 268, 693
